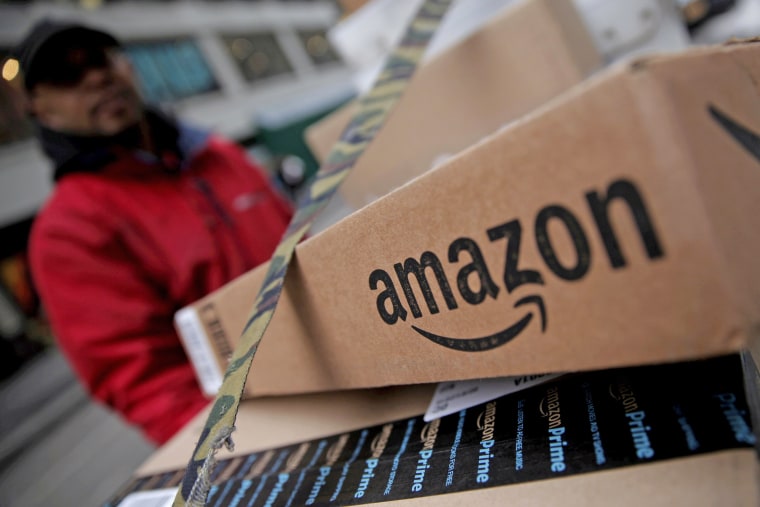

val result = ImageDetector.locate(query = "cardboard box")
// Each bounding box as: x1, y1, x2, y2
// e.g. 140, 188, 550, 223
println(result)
176, 40, 760, 399
305, 0, 601, 210
111, 354, 760, 506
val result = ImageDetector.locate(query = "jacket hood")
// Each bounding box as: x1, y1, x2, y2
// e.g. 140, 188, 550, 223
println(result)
37, 108, 209, 181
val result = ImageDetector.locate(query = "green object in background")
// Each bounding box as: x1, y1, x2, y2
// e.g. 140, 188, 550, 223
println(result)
254, 89, 355, 181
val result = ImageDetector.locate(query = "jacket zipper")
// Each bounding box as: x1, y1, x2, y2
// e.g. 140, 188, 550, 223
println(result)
192, 177, 256, 271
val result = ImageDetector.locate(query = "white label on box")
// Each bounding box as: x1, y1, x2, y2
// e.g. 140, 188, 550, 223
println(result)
424, 373, 565, 422
174, 307, 223, 396
118, 488, 178, 507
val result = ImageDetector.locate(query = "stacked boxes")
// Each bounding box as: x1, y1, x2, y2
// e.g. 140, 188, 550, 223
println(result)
177, 41, 760, 399
120, 2, 760, 506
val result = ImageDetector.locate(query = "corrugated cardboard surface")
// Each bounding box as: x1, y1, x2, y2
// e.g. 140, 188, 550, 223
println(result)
137, 385, 436, 477
641, 45, 760, 324
177, 41, 760, 399
305, 0, 600, 209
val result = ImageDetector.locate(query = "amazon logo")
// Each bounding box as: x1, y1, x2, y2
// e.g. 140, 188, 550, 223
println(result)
709, 105, 760, 163
368, 178, 665, 352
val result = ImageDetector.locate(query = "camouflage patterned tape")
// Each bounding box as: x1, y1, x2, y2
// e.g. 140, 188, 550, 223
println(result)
173, 1, 453, 505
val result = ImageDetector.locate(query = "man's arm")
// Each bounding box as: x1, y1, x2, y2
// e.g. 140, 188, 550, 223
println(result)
29, 210, 209, 445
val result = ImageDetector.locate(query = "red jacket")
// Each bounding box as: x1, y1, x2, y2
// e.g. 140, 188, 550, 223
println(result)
29, 115, 292, 445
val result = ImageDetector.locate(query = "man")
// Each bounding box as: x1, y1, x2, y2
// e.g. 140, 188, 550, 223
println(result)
15, 20, 293, 445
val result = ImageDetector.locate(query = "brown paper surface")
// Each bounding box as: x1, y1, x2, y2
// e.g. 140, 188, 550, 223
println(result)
305, 0, 601, 210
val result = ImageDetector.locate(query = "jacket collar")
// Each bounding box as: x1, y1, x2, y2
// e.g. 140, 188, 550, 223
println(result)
37, 108, 210, 181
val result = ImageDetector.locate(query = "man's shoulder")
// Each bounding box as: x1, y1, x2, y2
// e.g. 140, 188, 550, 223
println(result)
39, 174, 105, 211
31, 175, 116, 238
201, 134, 247, 159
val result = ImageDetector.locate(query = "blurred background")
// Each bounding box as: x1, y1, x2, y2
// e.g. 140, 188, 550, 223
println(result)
0, 0, 758, 506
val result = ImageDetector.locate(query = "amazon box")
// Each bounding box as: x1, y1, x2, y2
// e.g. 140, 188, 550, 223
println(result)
305, 0, 601, 211
176, 40, 760, 399
110, 353, 760, 506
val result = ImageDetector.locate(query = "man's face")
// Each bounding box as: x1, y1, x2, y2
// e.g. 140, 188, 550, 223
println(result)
29, 47, 143, 137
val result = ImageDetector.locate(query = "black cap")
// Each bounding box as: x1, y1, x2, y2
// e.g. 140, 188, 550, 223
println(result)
13, 19, 120, 90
